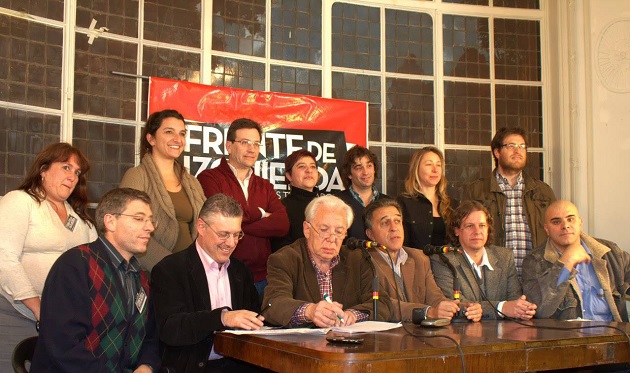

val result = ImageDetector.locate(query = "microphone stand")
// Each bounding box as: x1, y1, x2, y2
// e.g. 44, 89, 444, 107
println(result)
438, 253, 468, 323
358, 247, 379, 320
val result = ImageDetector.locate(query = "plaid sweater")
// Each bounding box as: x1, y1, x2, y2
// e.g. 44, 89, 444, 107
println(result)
32, 239, 160, 372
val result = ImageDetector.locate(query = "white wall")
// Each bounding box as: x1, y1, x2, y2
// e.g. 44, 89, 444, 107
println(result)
587, 1, 630, 250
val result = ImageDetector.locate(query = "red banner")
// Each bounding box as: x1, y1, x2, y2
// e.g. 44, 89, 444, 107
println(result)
148, 77, 368, 196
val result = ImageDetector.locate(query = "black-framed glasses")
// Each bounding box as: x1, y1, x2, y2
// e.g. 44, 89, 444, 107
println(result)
500, 143, 527, 150
201, 218, 245, 241
113, 213, 158, 228
230, 139, 262, 148
306, 221, 347, 241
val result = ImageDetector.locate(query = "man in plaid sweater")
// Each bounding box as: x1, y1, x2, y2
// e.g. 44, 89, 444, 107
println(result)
32, 188, 160, 372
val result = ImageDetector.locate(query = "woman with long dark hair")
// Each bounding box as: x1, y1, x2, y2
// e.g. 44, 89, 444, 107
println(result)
0, 142, 96, 371
120, 109, 206, 271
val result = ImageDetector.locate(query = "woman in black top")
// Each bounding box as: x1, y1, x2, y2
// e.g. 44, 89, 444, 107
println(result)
271, 149, 320, 251
397, 146, 456, 249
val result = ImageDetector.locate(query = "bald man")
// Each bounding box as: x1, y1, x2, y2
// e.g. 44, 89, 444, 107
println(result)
522, 200, 630, 321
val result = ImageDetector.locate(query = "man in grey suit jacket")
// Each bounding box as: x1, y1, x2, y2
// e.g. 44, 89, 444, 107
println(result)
363, 198, 482, 323
430, 201, 537, 320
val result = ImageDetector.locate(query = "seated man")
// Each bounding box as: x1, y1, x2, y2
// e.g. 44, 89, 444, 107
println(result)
364, 198, 482, 322
31, 188, 160, 372
522, 200, 630, 321
262, 195, 392, 327
152, 194, 264, 372
431, 201, 537, 320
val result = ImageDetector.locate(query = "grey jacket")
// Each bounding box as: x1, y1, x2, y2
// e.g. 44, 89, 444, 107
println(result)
430, 245, 523, 319
522, 234, 630, 321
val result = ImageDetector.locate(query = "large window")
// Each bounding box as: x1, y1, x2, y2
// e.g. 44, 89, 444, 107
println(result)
0, 0, 546, 203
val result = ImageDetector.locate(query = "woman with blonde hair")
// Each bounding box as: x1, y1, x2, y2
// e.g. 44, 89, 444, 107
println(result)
397, 146, 456, 249
120, 109, 206, 271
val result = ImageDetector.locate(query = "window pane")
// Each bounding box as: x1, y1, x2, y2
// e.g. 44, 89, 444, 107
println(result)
271, 0, 322, 64
73, 120, 136, 203
386, 78, 434, 144
445, 149, 492, 202
77, 0, 139, 38
141, 46, 201, 120
0, 0, 64, 21
0, 15, 63, 109
443, 0, 489, 6
370, 145, 383, 192
270, 65, 322, 96
524, 151, 544, 180
494, 0, 540, 10
494, 18, 541, 81
74, 36, 137, 120
495, 84, 542, 147
0, 108, 60, 194
385, 146, 415, 197
210, 56, 265, 91
385, 9, 433, 76
443, 15, 489, 78
331, 3, 380, 71
444, 81, 491, 146
144, 0, 201, 47
212, 0, 266, 57
332, 72, 381, 142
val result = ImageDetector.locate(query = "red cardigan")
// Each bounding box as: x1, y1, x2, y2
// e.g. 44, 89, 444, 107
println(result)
197, 158, 289, 281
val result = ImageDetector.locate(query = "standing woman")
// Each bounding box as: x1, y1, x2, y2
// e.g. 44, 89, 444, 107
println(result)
272, 149, 321, 251
120, 109, 206, 271
397, 146, 456, 249
0, 143, 96, 371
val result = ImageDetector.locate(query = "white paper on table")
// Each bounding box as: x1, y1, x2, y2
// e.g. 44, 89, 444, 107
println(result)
331, 321, 402, 333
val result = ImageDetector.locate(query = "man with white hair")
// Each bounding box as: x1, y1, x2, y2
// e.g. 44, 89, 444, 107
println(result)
262, 195, 392, 327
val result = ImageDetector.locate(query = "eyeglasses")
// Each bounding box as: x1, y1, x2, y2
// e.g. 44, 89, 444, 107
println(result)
201, 218, 245, 241
113, 213, 158, 228
306, 221, 347, 241
230, 139, 262, 148
500, 143, 527, 150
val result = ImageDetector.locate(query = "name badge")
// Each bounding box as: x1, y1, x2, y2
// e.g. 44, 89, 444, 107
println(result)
65, 215, 77, 232
135, 287, 147, 314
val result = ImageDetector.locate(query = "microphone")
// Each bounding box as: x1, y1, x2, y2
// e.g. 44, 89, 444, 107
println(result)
345, 237, 384, 250
422, 244, 461, 256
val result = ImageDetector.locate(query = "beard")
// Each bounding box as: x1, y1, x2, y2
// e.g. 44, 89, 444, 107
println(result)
498, 154, 526, 173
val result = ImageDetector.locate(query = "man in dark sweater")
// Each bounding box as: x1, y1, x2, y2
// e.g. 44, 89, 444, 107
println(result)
335, 145, 390, 240
32, 188, 160, 372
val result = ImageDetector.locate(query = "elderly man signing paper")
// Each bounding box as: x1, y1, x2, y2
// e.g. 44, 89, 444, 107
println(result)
262, 195, 392, 327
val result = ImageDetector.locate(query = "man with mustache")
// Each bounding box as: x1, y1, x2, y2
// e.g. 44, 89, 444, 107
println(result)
462, 127, 556, 277
522, 200, 630, 321
363, 198, 482, 323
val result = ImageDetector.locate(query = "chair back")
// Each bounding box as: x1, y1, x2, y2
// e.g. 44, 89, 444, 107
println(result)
12, 336, 38, 373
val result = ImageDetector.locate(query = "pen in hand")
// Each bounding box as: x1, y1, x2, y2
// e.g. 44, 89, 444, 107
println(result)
257, 303, 271, 318
323, 293, 345, 324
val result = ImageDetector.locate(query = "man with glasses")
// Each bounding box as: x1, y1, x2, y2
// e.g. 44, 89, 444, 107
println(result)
32, 188, 160, 372
462, 127, 556, 276
151, 193, 263, 373
262, 194, 392, 327
197, 118, 289, 296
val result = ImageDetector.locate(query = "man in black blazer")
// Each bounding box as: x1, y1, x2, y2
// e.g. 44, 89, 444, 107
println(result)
152, 194, 264, 373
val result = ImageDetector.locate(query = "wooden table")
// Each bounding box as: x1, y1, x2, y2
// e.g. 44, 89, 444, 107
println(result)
214, 320, 630, 372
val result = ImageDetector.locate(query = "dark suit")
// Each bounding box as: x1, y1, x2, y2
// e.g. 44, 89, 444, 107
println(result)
430, 245, 522, 319
151, 241, 261, 373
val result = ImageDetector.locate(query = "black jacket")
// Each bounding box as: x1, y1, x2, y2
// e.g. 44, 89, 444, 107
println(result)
397, 194, 457, 249
271, 187, 320, 252
151, 241, 261, 373
335, 189, 390, 240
